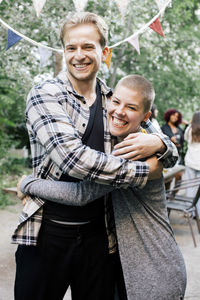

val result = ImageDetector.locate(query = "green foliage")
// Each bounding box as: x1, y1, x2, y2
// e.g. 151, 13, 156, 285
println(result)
0, 157, 31, 207
0, 190, 11, 208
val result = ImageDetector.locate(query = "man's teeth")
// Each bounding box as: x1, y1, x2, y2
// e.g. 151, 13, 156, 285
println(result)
113, 117, 127, 126
75, 64, 87, 68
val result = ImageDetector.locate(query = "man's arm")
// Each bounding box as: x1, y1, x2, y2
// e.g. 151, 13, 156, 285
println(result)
27, 85, 149, 189
112, 119, 178, 168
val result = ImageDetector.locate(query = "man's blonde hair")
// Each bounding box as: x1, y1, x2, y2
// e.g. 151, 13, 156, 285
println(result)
115, 75, 155, 113
60, 12, 108, 48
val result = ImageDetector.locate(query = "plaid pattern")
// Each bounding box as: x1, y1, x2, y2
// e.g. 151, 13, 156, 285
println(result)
12, 72, 178, 245
141, 119, 179, 168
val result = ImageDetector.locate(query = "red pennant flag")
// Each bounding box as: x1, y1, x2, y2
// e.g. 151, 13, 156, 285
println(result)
149, 18, 165, 37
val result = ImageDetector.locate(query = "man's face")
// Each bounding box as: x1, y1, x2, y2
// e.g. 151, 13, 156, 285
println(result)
108, 85, 150, 138
63, 24, 107, 83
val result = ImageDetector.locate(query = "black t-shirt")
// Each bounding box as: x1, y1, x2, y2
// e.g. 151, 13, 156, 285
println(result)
43, 83, 105, 222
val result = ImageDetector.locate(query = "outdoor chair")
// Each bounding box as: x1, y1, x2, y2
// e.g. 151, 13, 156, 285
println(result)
166, 177, 200, 247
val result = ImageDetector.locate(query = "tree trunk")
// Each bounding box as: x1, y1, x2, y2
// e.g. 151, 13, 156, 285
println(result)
54, 52, 63, 77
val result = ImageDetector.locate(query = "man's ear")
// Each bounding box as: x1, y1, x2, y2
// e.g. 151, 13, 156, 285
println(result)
143, 111, 151, 122
102, 46, 109, 62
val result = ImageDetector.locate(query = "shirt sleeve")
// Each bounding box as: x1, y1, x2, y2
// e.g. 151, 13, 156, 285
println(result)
20, 175, 116, 206
26, 86, 149, 188
143, 120, 179, 168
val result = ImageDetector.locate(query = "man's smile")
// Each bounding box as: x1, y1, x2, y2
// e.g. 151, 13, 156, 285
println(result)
73, 63, 91, 70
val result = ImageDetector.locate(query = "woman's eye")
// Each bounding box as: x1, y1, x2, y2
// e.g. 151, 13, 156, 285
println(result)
112, 100, 119, 104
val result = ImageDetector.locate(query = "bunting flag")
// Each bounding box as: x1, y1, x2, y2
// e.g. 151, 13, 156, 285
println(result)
33, 0, 46, 17
6, 29, 22, 50
73, 0, 88, 12
128, 35, 140, 54
149, 18, 165, 37
104, 48, 112, 69
154, 0, 166, 10
1, 0, 172, 64
114, 0, 129, 18
38, 46, 52, 67
154, 0, 167, 17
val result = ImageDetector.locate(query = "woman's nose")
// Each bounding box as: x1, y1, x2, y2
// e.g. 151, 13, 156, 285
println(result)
115, 106, 125, 116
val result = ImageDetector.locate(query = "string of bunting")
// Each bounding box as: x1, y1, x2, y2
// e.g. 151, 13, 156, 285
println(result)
0, 0, 172, 69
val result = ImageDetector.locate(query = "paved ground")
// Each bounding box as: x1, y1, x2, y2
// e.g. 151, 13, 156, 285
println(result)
0, 200, 199, 300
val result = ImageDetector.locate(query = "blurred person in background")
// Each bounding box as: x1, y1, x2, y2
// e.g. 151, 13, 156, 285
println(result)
161, 109, 185, 188
161, 109, 184, 162
184, 110, 200, 217
149, 103, 162, 133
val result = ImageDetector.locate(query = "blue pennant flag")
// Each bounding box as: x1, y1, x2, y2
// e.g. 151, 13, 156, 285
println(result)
6, 29, 22, 51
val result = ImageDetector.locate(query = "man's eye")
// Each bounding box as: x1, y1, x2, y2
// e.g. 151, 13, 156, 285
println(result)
128, 107, 136, 111
66, 47, 75, 51
85, 46, 94, 50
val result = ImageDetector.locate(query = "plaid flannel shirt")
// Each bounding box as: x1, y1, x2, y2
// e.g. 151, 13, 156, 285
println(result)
12, 72, 178, 246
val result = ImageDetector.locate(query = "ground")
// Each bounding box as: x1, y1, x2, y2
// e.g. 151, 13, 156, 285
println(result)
0, 199, 200, 300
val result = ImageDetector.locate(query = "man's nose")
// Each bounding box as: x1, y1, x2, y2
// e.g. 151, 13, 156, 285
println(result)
75, 48, 85, 60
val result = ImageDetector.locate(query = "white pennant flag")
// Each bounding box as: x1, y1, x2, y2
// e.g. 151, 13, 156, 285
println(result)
73, 0, 88, 12
114, 0, 129, 18
154, 0, 168, 16
128, 35, 140, 55
33, 0, 46, 17
38, 46, 52, 67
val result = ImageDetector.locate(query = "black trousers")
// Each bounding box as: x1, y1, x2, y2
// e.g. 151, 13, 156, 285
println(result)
15, 219, 116, 300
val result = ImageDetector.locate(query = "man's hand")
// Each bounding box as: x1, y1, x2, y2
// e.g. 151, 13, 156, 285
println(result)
112, 133, 166, 160
17, 175, 28, 205
146, 156, 163, 180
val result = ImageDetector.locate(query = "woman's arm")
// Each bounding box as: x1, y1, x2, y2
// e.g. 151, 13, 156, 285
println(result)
20, 175, 116, 206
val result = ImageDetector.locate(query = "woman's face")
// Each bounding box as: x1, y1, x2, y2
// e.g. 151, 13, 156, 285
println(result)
169, 112, 179, 125
107, 85, 150, 138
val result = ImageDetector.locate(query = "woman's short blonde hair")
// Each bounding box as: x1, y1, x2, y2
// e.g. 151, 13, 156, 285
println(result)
60, 12, 108, 48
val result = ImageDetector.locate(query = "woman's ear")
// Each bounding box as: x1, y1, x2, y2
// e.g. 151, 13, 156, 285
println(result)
143, 111, 151, 122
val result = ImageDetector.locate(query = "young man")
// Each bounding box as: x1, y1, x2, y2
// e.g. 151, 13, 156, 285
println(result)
13, 12, 178, 300
19, 75, 186, 300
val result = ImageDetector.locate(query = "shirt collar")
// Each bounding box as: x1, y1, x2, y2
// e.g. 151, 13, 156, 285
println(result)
57, 72, 112, 98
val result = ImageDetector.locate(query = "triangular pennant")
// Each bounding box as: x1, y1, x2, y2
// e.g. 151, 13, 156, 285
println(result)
114, 0, 129, 18
33, 0, 46, 17
128, 35, 140, 54
6, 29, 22, 51
154, 0, 165, 10
38, 46, 52, 67
149, 18, 165, 37
154, 0, 166, 17
73, 0, 88, 12
104, 48, 112, 69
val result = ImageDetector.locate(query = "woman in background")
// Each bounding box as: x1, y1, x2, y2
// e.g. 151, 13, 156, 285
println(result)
161, 109, 185, 188
150, 104, 162, 133
184, 111, 200, 217
161, 109, 184, 162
